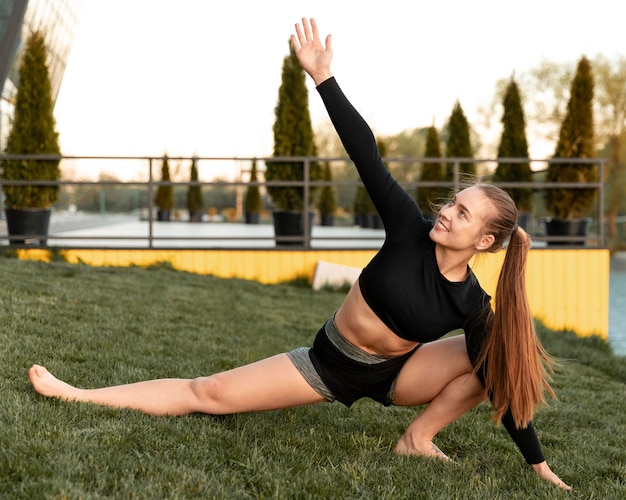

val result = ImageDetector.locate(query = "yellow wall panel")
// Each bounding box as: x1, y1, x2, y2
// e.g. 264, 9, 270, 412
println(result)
18, 247, 609, 340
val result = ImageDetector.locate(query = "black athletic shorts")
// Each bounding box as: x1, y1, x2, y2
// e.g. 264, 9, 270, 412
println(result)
306, 318, 421, 407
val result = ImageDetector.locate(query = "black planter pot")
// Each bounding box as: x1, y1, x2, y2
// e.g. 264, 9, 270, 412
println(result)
245, 212, 260, 224
517, 212, 534, 233
354, 213, 373, 228
372, 214, 384, 229
271, 210, 314, 246
543, 217, 591, 247
5, 208, 52, 246
320, 214, 335, 227
157, 209, 171, 221
189, 211, 203, 222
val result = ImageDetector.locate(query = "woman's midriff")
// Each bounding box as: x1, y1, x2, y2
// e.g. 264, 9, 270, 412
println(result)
333, 281, 418, 357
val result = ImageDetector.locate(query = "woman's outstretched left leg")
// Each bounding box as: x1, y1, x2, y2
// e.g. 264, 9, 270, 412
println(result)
29, 353, 326, 416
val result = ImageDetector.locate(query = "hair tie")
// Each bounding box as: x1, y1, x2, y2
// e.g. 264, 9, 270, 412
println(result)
511, 223, 519, 235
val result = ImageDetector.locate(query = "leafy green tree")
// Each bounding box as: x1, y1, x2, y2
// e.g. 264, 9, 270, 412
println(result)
2, 30, 60, 208
493, 78, 534, 211
187, 157, 203, 219
265, 41, 321, 210
244, 159, 262, 214
445, 101, 475, 179
155, 155, 174, 213
593, 55, 626, 244
545, 56, 597, 218
379, 127, 428, 183
418, 125, 445, 216
485, 55, 624, 244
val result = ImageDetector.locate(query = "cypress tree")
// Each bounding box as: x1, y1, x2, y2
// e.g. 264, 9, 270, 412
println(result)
418, 125, 445, 216
265, 41, 321, 210
494, 78, 534, 211
244, 159, 262, 216
445, 101, 475, 179
155, 155, 174, 218
2, 30, 61, 208
353, 139, 386, 227
187, 157, 203, 221
545, 56, 596, 218
368, 139, 388, 215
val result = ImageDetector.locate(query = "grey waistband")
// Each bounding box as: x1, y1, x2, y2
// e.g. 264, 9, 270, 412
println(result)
325, 315, 395, 365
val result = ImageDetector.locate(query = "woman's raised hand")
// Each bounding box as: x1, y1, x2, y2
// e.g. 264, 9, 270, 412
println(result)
291, 18, 333, 86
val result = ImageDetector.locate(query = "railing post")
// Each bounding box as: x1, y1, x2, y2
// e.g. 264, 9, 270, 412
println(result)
599, 158, 605, 247
147, 158, 154, 249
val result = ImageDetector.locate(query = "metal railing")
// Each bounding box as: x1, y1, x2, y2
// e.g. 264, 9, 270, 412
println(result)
0, 154, 607, 249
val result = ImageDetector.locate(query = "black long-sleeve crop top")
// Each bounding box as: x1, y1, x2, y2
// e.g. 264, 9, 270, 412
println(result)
316, 77, 545, 465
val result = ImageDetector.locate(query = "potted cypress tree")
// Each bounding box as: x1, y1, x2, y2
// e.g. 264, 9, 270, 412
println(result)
154, 155, 174, 221
418, 125, 445, 221
493, 78, 534, 231
354, 140, 386, 228
317, 162, 337, 226
445, 101, 475, 180
353, 183, 372, 228
2, 31, 60, 246
187, 157, 203, 222
370, 140, 386, 229
544, 56, 597, 245
244, 159, 262, 224
265, 41, 322, 245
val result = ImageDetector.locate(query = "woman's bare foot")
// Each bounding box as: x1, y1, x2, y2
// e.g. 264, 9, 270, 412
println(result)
532, 461, 572, 490
29, 364, 80, 400
394, 433, 451, 461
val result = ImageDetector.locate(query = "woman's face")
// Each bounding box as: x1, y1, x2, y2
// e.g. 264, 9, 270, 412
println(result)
429, 186, 496, 253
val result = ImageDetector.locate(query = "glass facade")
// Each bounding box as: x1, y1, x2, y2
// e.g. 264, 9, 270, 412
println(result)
0, 0, 82, 149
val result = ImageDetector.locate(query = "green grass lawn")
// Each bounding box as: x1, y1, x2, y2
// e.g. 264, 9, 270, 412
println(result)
0, 257, 624, 499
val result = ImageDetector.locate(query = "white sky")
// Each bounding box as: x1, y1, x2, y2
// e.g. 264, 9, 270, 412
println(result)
53, 0, 624, 180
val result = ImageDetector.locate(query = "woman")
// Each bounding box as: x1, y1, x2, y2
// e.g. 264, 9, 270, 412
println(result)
29, 18, 570, 490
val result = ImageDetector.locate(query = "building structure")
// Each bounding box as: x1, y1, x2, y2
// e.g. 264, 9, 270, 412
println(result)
0, 0, 82, 149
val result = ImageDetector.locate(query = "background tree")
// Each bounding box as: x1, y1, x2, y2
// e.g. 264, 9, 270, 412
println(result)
418, 125, 445, 218
445, 101, 475, 180
187, 157, 203, 222
353, 139, 386, 227
244, 159, 262, 223
2, 30, 60, 208
485, 55, 625, 246
265, 41, 321, 211
317, 162, 337, 225
545, 56, 597, 219
493, 78, 534, 212
379, 127, 428, 184
593, 55, 626, 246
314, 119, 357, 213
155, 154, 174, 220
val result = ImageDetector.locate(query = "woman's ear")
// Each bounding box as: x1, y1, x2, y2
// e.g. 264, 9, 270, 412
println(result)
476, 233, 495, 251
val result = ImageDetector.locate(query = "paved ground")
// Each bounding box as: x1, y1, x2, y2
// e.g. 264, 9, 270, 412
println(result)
0, 213, 386, 249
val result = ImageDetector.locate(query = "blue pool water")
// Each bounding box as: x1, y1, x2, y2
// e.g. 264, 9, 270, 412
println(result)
609, 256, 626, 356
